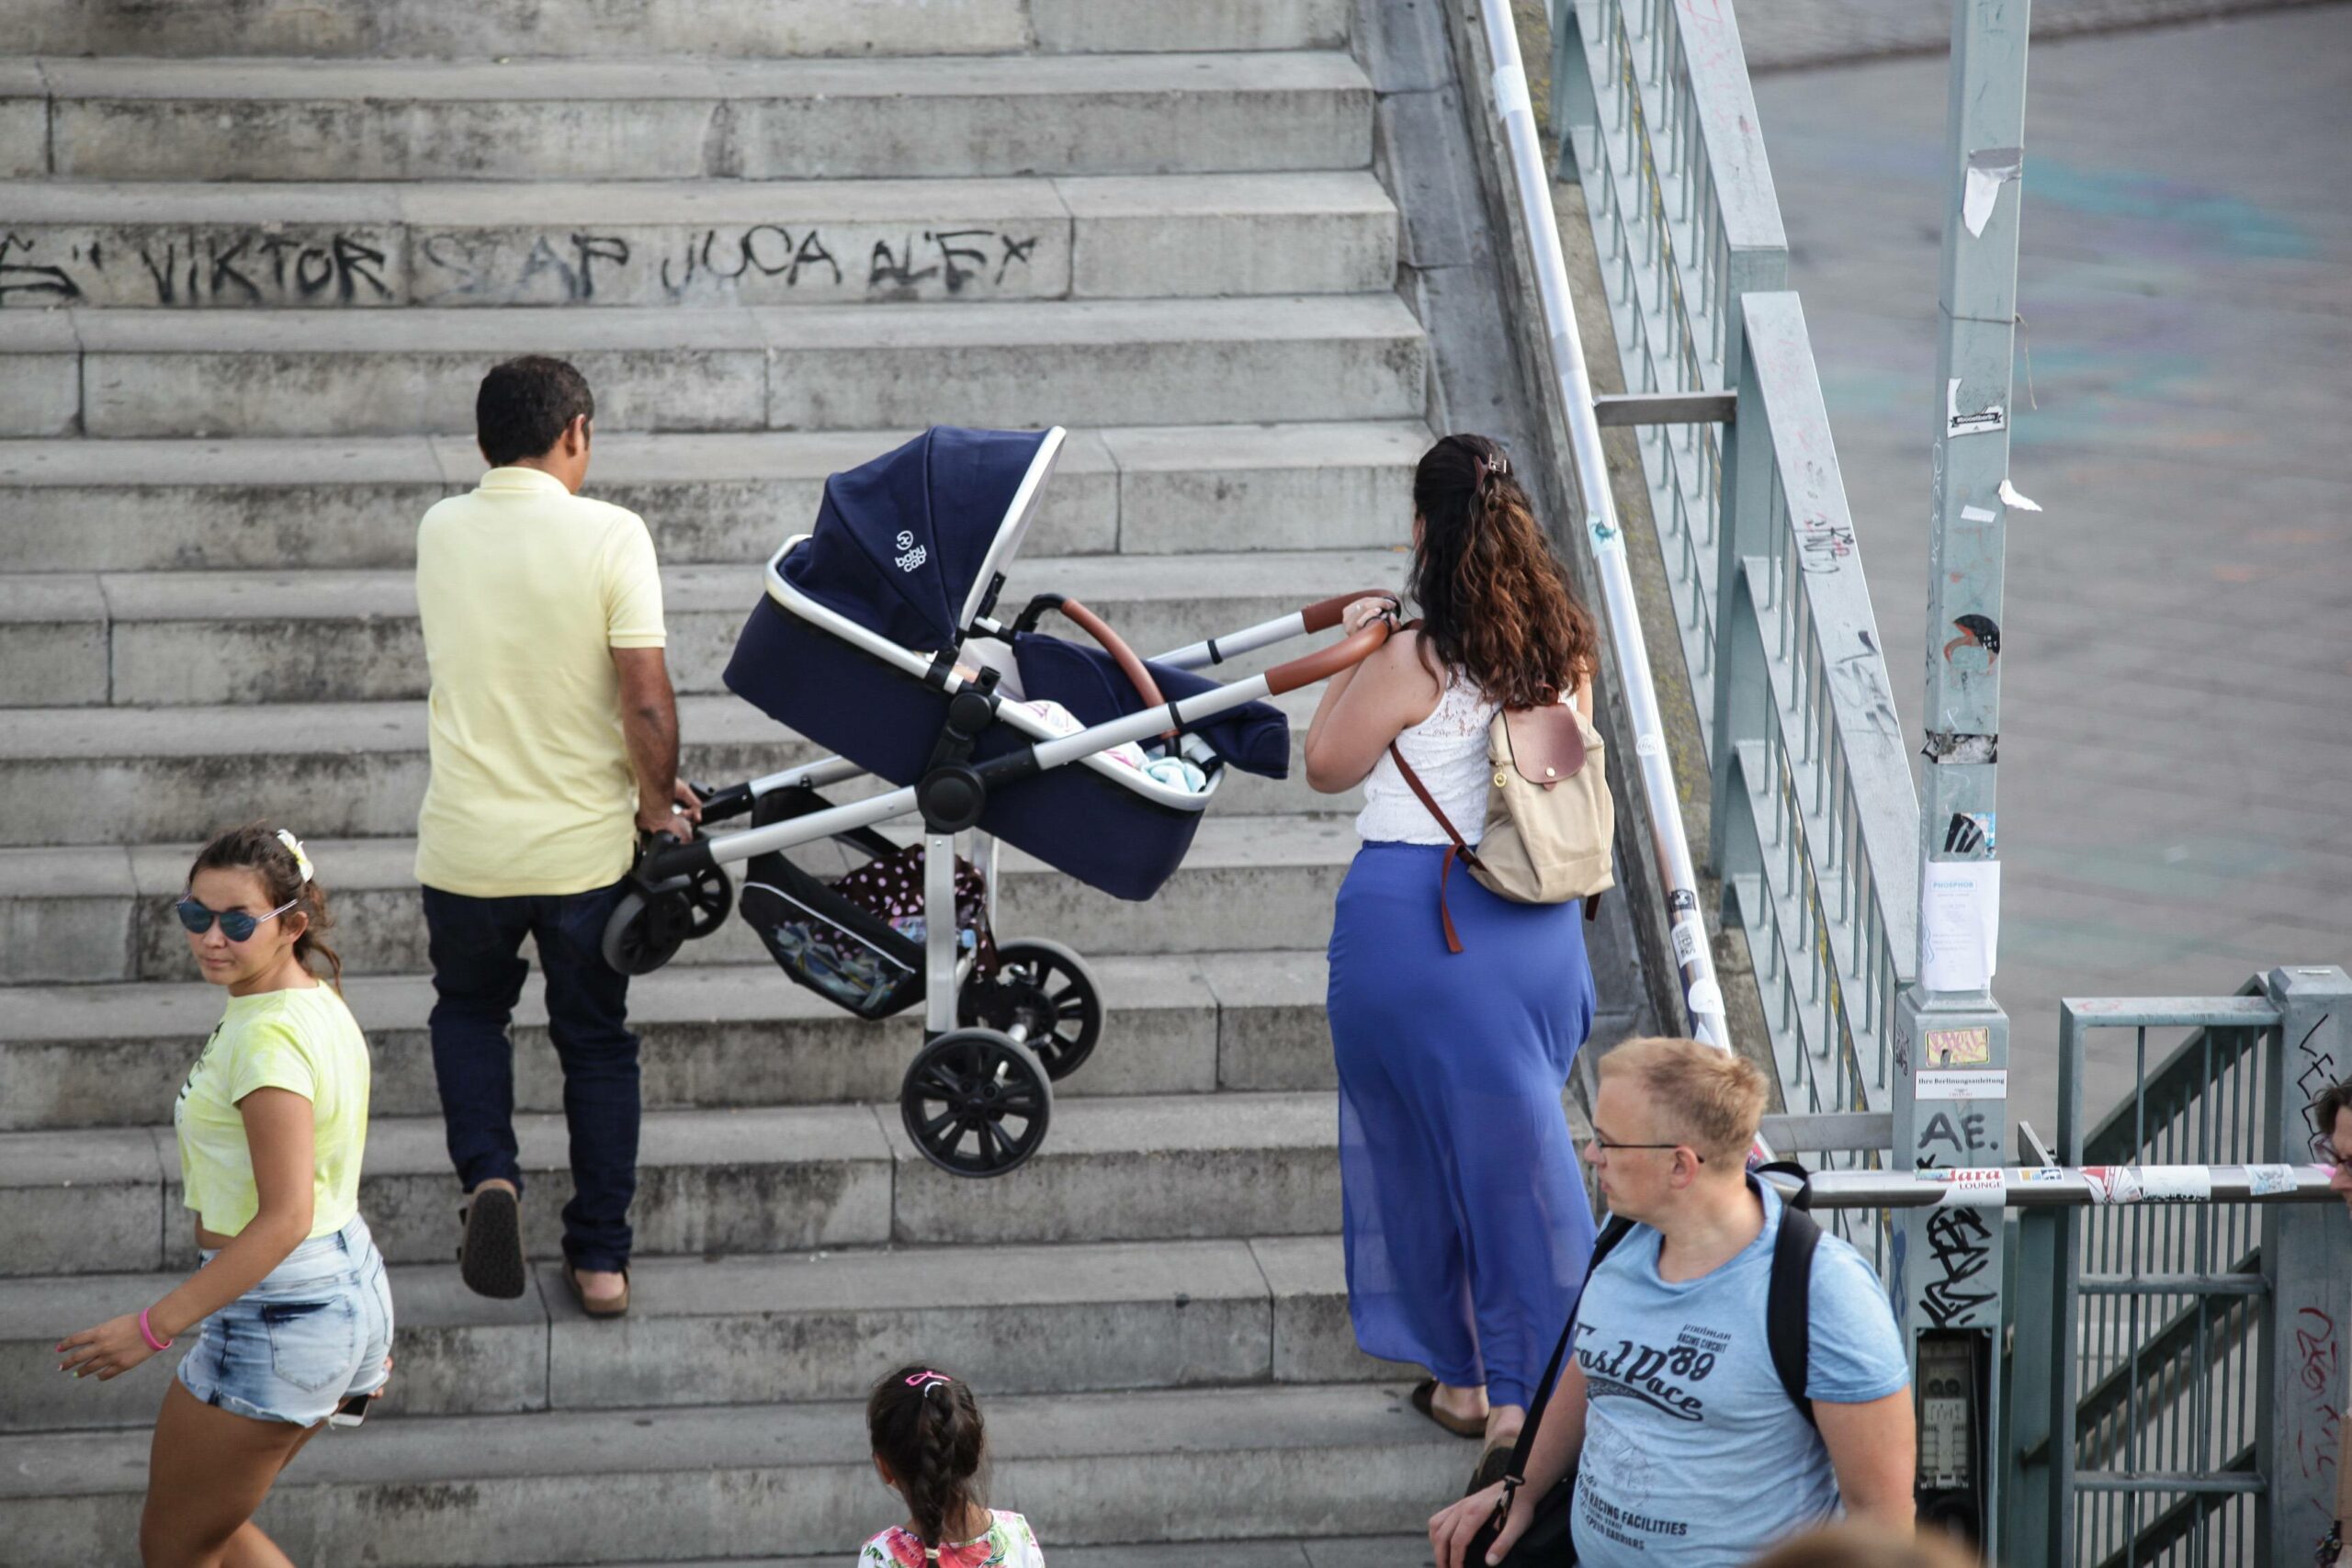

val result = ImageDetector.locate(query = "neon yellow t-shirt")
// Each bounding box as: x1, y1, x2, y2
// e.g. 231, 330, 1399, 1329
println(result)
413, 466, 668, 897
173, 984, 371, 1239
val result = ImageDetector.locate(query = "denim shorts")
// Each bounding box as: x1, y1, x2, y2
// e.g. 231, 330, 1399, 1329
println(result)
175, 1215, 395, 1427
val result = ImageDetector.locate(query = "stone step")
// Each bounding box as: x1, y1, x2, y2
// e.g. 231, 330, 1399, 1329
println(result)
0, 423, 1426, 571
17, 52, 1374, 185
0, 813, 1357, 983
0, 1091, 1344, 1276
0, 174, 1396, 310
0, 1381, 1455, 1565
575, 1544, 1432, 1568
0, 671, 1361, 846
1, 0, 1351, 61
1, 1235, 1397, 1431
1, 295, 1428, 438
0, 951, 1335, 1131
0, 546, 1408, 706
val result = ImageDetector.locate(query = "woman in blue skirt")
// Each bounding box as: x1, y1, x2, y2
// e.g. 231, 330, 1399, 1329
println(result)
1306, 432, 1600, 1489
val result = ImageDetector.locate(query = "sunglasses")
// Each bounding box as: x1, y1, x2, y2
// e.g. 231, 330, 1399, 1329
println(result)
175, 894, 299, 943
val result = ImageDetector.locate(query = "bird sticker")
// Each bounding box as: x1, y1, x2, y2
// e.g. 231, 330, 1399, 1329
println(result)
1942, 614, 2001, 669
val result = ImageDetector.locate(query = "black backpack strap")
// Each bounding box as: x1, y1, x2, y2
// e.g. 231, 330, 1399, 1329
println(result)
1768, 1197, 1823, 1429
1500, 1215, 1635, 1485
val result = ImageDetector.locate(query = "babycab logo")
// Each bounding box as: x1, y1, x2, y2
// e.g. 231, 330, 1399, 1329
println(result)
893, 530, 928, 574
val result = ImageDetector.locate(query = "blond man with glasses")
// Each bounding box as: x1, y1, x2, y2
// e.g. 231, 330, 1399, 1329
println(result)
1432, 1038, 1916, 1568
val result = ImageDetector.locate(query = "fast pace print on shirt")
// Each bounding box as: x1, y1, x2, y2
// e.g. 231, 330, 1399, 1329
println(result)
1565, 1183, 1910, 1568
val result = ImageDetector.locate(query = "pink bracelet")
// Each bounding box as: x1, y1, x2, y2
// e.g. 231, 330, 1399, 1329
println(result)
138, 1308, 173, 1352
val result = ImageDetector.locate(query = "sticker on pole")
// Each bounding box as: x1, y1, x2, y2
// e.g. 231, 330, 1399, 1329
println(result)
1929, 1167, 2006, 1205
2245, 1163, 2297, 1197
1946, 377, 2007, 439
1916, 1068, 2006, 1100
2081, 1165, 2212, 1205
1924, 1026, 1992, 1066
1671, 919, 1704, 967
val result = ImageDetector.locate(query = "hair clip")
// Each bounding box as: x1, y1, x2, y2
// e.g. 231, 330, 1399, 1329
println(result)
904, 1369, 953, 1397
275, 829, 314, 884
1483, 453, 1510, 478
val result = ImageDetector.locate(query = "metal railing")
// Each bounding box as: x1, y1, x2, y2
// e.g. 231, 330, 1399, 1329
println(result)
1543, 0, 1919, 1134
2001, 973, 2352, 1568
1476, 3, 1732, 1054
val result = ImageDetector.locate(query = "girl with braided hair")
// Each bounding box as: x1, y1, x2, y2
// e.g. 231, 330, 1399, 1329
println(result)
861, 1366, 1044, 1566
55, 822, 391, 1566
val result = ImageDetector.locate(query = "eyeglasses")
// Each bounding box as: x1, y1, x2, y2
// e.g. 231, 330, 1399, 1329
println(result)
1588, 1131, 1703, 1165
2310, 1135, 2352, 1175
175, 895, 299, 943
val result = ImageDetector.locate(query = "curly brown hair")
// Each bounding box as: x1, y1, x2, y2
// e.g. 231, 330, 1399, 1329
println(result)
866, 1365, 987, 1551
187, 822, 343, 988
1408, 433, 1599, 708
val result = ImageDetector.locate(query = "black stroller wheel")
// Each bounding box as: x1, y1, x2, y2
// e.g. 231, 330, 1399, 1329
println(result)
959, 938, 1102, 1081
599, 863, 733, 977
899, 1029, 1053, 1178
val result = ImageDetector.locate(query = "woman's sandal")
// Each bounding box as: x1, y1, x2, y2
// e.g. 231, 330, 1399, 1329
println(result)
1467, 1441, 1516, 1496
1410, 1377, 1487, 1439
565, 1262, 630, 1319
457, 1186, 527, 1300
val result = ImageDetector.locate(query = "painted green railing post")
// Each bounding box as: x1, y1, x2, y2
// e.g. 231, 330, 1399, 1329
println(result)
2260, 965, 2352, 1564
1892, 0, 2031, 1554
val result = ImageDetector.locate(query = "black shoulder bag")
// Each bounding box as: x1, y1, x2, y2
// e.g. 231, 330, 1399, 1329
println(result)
1467, 1172, 1824, 1566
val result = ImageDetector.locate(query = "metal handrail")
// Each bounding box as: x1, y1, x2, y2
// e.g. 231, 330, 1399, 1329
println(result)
1537, 0, 1920, 1136
1477, 2, 1729, 1053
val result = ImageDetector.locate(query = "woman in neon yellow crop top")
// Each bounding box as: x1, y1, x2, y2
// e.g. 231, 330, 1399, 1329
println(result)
56, 824, 392, 1565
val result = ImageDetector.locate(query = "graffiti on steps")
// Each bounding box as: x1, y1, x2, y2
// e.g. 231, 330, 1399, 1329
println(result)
0, 221, 1051, 307
1, 230, 395, 307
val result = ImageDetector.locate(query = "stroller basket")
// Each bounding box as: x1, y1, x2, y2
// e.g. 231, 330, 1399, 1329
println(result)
740, 843, 995, 1021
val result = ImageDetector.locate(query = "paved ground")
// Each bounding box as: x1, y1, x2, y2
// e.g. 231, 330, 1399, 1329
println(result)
1755, 5, 2352, 1131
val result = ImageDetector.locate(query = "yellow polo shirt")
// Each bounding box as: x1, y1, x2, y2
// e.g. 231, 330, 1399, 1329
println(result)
414, 466, 665, 897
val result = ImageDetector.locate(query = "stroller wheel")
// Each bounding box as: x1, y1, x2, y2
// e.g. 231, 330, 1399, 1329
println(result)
599, 862, 734, 976
960, 938, 1102, 1081
900, 1029, 1053, 1179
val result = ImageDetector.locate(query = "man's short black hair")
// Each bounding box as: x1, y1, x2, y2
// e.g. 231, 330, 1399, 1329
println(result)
477, 355, 594, 467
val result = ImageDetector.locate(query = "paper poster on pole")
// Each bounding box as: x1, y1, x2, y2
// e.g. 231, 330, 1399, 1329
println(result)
1919, 861, 1999, 992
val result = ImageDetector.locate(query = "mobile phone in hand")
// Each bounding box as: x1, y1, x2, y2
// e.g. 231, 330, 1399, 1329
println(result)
327, 1392, 372, 1428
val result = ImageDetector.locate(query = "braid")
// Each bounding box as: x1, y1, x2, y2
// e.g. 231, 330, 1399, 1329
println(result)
868, 1366, 987, 1552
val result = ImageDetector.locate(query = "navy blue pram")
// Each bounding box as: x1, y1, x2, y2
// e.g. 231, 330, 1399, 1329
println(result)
601, 426, 1391, 1176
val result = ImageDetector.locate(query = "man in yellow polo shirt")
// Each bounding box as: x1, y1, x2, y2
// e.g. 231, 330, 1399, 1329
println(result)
415, 355, 698, 1317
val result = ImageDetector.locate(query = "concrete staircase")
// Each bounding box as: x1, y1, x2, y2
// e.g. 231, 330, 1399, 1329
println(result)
0, 3, 1561, 1559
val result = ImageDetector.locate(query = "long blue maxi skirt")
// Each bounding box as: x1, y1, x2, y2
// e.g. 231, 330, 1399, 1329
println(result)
1328, 840, 1599, 1406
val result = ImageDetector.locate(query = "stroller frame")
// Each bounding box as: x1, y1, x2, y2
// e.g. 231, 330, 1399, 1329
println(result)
607, 426, 1391, 1177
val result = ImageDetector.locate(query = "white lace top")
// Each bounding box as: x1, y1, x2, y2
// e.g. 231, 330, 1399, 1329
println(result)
1354, 668, 1499, 846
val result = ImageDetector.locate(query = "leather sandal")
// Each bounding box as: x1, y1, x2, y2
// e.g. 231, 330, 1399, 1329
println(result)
1467, 1441, 1515, 1496
565, 1262, 630, 1319
1411, 1377, 1487, 1438
457, 1186, 526, 1300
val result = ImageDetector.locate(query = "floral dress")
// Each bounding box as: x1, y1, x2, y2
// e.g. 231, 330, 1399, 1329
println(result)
857, 1510, 1043, 1567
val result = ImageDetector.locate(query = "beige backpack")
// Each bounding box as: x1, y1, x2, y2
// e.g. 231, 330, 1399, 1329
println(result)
1388, 696, 1615, 953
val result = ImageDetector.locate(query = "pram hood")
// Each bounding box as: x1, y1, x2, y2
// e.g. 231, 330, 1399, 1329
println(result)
781, 425, 1060, 652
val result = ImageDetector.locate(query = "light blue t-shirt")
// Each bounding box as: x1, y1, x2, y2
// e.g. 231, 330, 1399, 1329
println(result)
1570, 1180, 1910, 1567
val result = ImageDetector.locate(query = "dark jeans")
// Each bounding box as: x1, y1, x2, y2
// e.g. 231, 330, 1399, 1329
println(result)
422, 878, 639, 1272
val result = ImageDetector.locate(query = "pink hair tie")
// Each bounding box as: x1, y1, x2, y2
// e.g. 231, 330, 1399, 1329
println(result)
138, 1308, 173, 1352
904, 1369, 953, 1398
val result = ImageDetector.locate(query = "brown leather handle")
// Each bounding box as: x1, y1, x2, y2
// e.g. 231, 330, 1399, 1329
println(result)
1050, 596, 1171, 735
1265, 618, 1391, 696
1300, 590, 1400, 635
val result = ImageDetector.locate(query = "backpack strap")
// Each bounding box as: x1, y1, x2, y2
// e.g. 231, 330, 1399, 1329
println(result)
1385, 740, 1478, 955
1762, 1172, 1823, 1430
1495, 1214, 1634, 1500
